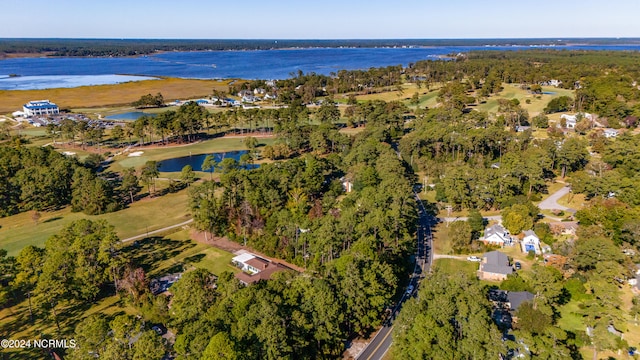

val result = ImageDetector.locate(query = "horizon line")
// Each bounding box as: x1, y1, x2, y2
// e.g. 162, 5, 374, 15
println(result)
2, 36, 639, 41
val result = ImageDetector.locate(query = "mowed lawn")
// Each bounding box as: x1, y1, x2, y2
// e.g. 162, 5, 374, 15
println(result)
0, 77, 236, 114
0, 188, 191, 256
432, 258, 478, 277
476, 84, 574, 116
142, 230, 238, 277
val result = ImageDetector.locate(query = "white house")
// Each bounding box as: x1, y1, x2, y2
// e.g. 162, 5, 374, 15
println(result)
482, 224, 511, 247
231, 251, 291, 285
603, 128, 619, 138
520, 230, 542, 255
560, 114, 577, 128
22, 100, 59, 117
232, 253, 269, 274
549, 79, 561, 87
341, 177, 353, 193
560, 113, 594, 129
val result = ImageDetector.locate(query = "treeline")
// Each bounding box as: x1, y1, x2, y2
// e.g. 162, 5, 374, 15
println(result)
0, 145, 158, 217
0, 146, 79, 216
6, 38, 637, 57
132, 92, 164, 108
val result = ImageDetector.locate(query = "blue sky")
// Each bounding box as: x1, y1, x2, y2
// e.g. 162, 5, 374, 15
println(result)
2, 0, 639, 39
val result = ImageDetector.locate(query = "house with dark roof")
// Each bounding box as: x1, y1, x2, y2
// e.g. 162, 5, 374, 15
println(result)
507, 291, 535, 311
488, 289, 535, 329
478, 251, 513, 281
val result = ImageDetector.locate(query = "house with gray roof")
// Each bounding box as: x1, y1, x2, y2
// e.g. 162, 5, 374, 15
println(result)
478, 251, 513, 281
482, 224, 512, 247
507, 291, 535, 311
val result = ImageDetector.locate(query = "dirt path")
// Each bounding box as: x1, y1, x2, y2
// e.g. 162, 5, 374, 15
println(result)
120, 219, 194, 243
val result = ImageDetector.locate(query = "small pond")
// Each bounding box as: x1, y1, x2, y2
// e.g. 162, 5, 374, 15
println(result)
157, 150, 259, 172
105, 112, 157, 121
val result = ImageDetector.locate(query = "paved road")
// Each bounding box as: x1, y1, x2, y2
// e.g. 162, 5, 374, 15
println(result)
538, 185, 575, 213
121, 219, 193, 243
356, 193, 432, 360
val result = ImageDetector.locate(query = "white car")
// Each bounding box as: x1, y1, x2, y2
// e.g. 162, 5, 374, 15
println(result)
467, 256, 482, 262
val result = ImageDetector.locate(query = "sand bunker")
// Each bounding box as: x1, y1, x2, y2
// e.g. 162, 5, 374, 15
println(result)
128, 151, 144, 157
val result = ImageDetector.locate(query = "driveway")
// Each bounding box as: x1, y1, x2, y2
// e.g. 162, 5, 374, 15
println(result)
538, 186, 576, 213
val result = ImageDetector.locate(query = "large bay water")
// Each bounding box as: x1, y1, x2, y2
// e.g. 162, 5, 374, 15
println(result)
2, 44, 640, 90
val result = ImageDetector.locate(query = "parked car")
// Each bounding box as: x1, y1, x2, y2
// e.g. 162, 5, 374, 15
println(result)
467, 256, 482, 262
406, 285, 414, 295
151, 324, 167, 336
515, 262, 522, 270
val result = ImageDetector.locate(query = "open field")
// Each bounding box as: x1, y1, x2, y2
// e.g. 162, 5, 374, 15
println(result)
0, 186, 191, 256
354, 83, 438, 104
140, 230, 238, 277
432, 258, 478, 277
556, 192, 586, 210
0, 77, 235, 114
476, 84, 574, 116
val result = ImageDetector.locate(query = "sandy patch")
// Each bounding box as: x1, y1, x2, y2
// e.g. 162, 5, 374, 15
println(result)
62, 151, 76, 156
128, 151, 144, 157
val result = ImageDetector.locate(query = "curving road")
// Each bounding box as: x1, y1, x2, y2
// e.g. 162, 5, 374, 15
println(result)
356, 193, 433, 360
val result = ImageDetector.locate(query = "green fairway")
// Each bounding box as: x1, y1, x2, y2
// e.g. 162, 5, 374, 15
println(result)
0, 187, 190, 256
476, 84, 574, 116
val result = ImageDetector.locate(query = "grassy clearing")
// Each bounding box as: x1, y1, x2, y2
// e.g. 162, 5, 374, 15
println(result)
142, 230, 238, 277
433, 258, 478, 277
354, 83, 428, 102
0, 187, 190, 256
0, 78, 235, 114
432, 222, 453, 255
557, 192, 586, 210
476, 84, 574, 116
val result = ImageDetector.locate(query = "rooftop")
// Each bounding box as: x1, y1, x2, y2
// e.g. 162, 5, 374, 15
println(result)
235, 261, 292, 285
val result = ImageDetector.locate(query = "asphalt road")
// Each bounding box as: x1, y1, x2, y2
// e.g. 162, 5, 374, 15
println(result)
356, 193, 433, 360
